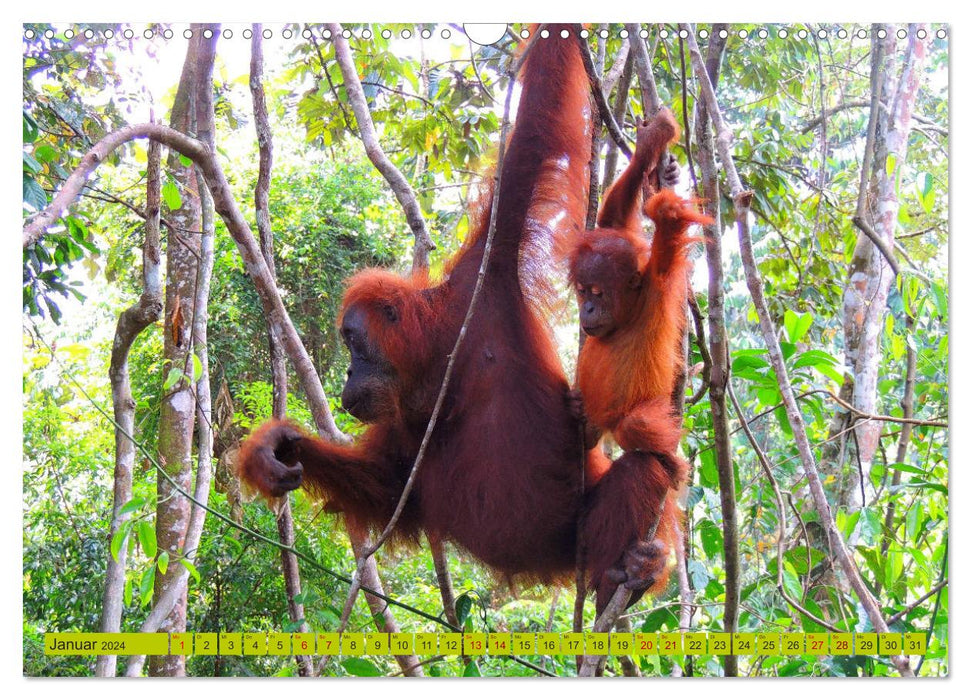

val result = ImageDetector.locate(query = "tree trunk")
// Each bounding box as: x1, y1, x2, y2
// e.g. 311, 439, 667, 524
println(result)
150, 26, 217, 677
96, 136, 164, 677
250, 24, 314, 676
829, 24, 928, 510
692, 26, 738, 677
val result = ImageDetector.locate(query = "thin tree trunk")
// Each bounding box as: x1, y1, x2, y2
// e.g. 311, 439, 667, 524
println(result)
350, 536, 424, 675
584, 25, 608, 231
877, 311, 917, 592
96, 136, 164, 677
625, 24, 661, 114
835, 25, 928, 509
671, 531, 694, 677
682, 23, 914, 677
602, 52, 634, 194
126, 27, 218, 677
148, 29, 210, 676
692, 25, 738, 677
250, 23, 314, 678
429, 534, 459, 627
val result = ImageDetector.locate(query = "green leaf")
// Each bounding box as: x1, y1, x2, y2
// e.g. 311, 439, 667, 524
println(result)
23, 111, 39, 143
463, 661, 481, 677
886, 153, 897, 176
110, 521, 132, 562
732, 351, 769, 373
905, 502, 924, 540
283, 618, 306, 634
124, 575, 133, 607
885, 549, 904, 588
931, 282, 948, 318
191, 353, 203, 383
341, 658, 381, 677
837, 508, 861, 541
792, 349, 838, 369
182, 559, 200, 585
640, 606, 679, 633
179, 154, 193, 167
699, 448, 718, 488
903, 481, 948, 495
858, 508, 882, 544
890, 463, 927, 479
781, 561, 803, 600
758, 387, 781, 407
792, 350, 843, 383
23, 151, 42, 174
916, 172, 935, 214
162, 179, 183, 210
688, 559, 710, 590
784, 309, 803, 343
793, 312, 813, 344
23, 175, 48, 210
783, 546, 825, 576
686, 486, 705, 511
163, 367, 184, 390
33, 144, 58, 164
859, 547, 884, 586
455, 592, 472, 627
137, 520, 157, 558
118, 496, 146, 517
157, 550, 169, 575
140, 567, 156, 607
698, 519, 723, 559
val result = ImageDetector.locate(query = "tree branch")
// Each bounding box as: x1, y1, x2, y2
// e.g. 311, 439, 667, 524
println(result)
327, 23, 435, 273
95, 130, 164, 678
625, 24, 662, 114
690, 24, 738, 676
578, 32, 632, 160
24, 121, 347, 443
250, 24, 315, 677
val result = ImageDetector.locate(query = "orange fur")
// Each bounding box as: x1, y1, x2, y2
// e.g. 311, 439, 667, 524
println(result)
238, 26, 599, 588
569, 112, 712, 609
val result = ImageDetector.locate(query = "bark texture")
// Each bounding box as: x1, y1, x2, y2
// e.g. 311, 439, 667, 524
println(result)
96, 136, 164, 677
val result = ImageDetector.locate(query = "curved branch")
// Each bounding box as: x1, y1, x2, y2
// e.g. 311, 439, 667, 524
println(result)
95, 135, 164, 678
24, 122, 346, 444
327, 23, 435, 273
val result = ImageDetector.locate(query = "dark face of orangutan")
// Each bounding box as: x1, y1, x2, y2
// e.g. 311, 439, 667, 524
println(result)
339, 304, 398, 423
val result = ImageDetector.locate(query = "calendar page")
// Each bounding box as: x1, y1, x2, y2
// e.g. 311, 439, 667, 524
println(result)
22, 20, 949, 679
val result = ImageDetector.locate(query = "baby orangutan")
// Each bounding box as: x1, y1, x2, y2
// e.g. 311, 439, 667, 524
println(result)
568, 108, 712, 610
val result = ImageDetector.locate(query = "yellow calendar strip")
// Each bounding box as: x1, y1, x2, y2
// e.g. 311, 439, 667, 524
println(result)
43, 631, 931, 657
44, 633, 168, 655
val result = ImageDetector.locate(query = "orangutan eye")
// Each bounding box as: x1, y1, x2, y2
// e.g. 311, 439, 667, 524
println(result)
590, 285, 603, 297
576, 283, 586, 294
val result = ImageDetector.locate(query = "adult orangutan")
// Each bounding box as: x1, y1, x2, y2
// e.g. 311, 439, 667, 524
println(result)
238, 27, 672, 608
